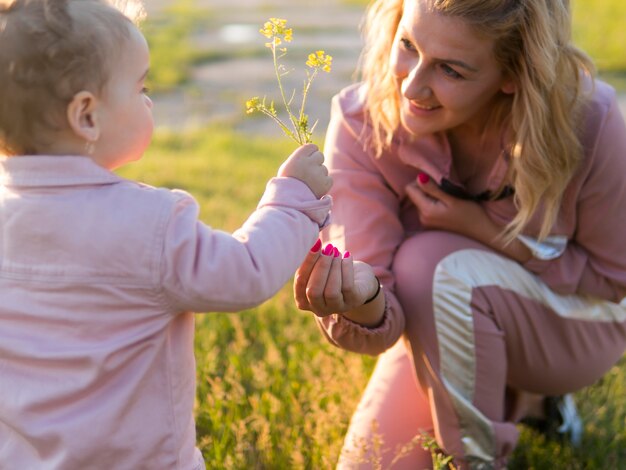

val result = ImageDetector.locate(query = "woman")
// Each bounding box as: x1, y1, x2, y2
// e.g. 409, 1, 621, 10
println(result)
294, 0, 626, 468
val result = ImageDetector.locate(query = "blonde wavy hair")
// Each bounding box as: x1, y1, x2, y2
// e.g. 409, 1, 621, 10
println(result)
0, 0, 145, 156
359, 0, 595, 241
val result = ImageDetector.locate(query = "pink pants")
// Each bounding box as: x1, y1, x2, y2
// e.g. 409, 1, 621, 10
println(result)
338, 231, 626, 469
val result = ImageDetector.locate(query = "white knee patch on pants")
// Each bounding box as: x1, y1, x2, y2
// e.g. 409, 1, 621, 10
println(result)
432, 249, 626, 463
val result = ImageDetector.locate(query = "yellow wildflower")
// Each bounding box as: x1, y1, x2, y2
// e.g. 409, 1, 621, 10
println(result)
245, 97, 260, 114
247, 18, 333, 144
306, 50, 333, 73
259, 18, 292, 43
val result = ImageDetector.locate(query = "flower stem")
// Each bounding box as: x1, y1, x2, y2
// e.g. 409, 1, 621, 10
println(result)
271, 44, 303, 144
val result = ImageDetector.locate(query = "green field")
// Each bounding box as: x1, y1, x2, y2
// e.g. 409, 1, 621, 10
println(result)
118, 128, 626, 469
127, 1, 626, 467
571, 0, 626, 73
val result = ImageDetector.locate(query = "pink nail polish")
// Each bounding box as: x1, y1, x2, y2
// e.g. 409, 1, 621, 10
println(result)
418, 172, 429, 184
322, 243, 334, 256
310, 238, 322, 253
333, 247, 340, 258
343, 251, 351, 259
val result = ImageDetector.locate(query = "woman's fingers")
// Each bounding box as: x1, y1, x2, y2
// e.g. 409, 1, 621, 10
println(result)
294, 239, 322, 311
305, 243, 336, 313
340, 253, 360, 306
416, 172, 451, 202
406, 181, 436, 208
295, 242, 363, 316
322, 249, 346, 310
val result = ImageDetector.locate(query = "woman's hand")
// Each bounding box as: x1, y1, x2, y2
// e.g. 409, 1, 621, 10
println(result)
407, 173, 532, 263
406, 173, 487, 239
294, 242, 384, 327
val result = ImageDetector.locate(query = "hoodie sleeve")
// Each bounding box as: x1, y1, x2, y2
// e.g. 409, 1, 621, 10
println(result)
159, 177, 332, 313
314, 86, 406, 355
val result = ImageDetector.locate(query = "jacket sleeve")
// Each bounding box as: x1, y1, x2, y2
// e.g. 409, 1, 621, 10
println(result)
522, 90, 626, 302
159, 177, 331, 313
314, 92, 406, 355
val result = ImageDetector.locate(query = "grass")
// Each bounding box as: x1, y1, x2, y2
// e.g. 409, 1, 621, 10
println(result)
117, 126, 626, 469
571, 0, 626, 72
141, 0, 215, 91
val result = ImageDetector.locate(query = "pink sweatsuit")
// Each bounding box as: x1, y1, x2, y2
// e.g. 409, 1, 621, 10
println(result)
0, 156, 330, 469
317, 80, 626, 468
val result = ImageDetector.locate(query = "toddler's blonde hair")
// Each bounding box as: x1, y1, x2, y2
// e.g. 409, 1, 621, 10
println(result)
0, 0, 145, 155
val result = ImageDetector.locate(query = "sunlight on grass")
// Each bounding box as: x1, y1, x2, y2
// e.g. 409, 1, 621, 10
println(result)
572, 0, 626, 72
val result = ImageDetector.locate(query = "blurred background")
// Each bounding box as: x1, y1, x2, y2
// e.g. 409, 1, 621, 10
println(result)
142, 0, 626, 136
143, 0, 365, 135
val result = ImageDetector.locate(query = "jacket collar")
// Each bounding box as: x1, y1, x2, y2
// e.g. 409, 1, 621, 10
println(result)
0, 155, 123, 187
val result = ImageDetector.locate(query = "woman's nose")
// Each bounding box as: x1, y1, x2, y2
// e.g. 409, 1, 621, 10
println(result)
402, 62, 432, 99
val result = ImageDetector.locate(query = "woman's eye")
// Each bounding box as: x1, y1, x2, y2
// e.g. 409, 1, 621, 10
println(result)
142, 87, 151, 95
441, 64, 463, 79
400, 37, 415, 51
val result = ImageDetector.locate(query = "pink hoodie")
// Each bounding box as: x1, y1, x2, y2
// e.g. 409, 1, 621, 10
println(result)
317, 79, 626, 355
0, 155, 330, 469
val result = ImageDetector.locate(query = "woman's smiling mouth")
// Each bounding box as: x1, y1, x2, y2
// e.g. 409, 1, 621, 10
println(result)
410, 100, 440, 111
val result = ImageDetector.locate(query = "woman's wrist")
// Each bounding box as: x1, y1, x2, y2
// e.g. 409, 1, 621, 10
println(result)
341, 279, 385, 328
467, 210, 532, 263
363, 276, 381, 304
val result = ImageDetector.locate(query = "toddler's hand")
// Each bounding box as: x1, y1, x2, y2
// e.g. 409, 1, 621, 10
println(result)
278, 144, 332, 198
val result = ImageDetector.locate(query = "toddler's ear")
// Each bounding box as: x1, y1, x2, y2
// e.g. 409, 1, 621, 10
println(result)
67, 91, 100, 142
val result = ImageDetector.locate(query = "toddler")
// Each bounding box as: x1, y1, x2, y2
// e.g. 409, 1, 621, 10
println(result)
0, 1, 332, 468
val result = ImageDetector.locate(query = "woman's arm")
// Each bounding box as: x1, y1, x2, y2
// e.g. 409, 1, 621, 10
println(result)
294, 88, 407, 354
160, 176, 331, 314
405, 175, 532, 263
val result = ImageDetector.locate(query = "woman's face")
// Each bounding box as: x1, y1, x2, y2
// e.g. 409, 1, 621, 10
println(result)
390, 0, 514, 138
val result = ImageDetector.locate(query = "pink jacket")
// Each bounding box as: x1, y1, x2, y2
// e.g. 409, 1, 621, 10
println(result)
317, 80, 626, 355
0, 155, 330, 469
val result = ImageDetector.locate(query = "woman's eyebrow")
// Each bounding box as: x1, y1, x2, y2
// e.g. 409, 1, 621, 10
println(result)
399, 26, 479, 72
440, 59, 478, 72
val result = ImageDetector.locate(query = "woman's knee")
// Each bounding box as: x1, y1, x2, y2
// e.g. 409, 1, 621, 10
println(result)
392, 231, 488, 304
